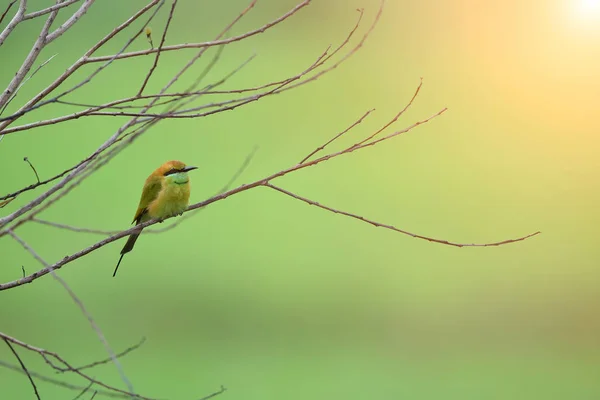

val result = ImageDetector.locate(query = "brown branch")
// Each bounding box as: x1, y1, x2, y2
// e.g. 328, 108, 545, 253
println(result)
0, 0, 25, 47
299, 108, 375, 164
0, 4, 60, 109
0, 104, 456, 290
351, 77, 423, 148
60, 337, 146, 373
277, 1, 384, 97
32, 217, 120, 235
0, 1, 17, 29
0, 0, 265, 229
85, 0, 310, 64
4, 338, 41, 400
31, 146, 257, 236
137, 0, 177, 96
0, 360, 133, 399
199, 386, 227, 400
0, 332, 155, 399
0, 0, 163, 128
85, 48, 329, 120
7, 229, 136, 394
266, 183, 541, 248
45, 0, 95, 43
23, 0, 81, 21
71, 381, 94, 400
0, 53, 58, 115
1, 159, 85, 201
23, 156, 40, 183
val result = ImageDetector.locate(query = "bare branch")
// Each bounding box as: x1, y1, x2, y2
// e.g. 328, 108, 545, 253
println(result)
71, 381, 94, 400
31, 146, 258, 236
23, 157, 40, 183
0, 0, 264, 228
32, 217, 120, 235
0, 0, 17, 26
3, 338, 41, 400
60, 337, 147, 373
0, 332, 152, 399
0, 330, 226, 400
280, 1, 384, 95
299, 109, 375, 164
45, 0, 95, 43
85, 1, 309, 64
7, 230, 136, 394
137, 0, 178, 96
266, 183, 541, 248
0, 53, 58, 115
0, 0, 163, 128
23, 0, 81, 21
0, 102, 513, 291
0, 0, 25, 47
198, 386, 227, 400
0, 360, 133, 399
0, 3, 58, 109
351, 77, 423, 148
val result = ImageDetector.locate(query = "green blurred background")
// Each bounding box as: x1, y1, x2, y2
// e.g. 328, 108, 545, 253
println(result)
1, 0, 599, 398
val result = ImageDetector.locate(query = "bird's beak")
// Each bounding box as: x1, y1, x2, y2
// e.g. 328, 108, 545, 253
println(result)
182, 166, 198, 172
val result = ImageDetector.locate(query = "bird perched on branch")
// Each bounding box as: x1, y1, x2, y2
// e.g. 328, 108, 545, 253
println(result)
113, 160, 197, 277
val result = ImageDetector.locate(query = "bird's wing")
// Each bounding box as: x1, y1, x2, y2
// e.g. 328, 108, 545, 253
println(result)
132, 176, 162, 224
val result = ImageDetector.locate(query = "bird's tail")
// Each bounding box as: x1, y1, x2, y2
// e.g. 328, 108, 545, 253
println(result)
113, 230, 142, 277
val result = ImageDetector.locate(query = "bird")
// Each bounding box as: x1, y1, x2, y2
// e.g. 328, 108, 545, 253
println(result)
113, 160, 197, 277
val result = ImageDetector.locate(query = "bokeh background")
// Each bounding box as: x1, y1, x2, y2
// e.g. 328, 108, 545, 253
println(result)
1, 0, 599, 398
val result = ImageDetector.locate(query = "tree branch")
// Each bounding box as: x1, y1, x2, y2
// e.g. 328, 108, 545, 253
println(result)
136, 0, 177, 96
3, 337, 41, 400
85, 0, 310, 64
0, 89, 536, 292
23, 0, 81, 21
0, 0, 26, 47
7, 229, 136, 395
45, 0, 95, 43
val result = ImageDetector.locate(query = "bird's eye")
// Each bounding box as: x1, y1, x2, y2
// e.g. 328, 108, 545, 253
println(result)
164, 168, 178, 176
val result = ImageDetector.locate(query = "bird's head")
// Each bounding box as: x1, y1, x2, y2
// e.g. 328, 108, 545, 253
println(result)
157, 160, 197, 185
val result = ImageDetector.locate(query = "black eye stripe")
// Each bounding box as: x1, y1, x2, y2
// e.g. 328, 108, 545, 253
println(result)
164, 168, 182, 176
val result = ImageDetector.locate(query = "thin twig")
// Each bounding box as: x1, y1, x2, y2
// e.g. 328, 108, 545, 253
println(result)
137, 0, 177, 96
45, 0, 95, 43
0, 3, 59, 109
85, 0, 310, 64
31, 147, 258, 236
0, 0, 26, 47
0, 53, 58, 115
71, 381, 94, 400
0, 0, 309, 232
4, 338, 41, 400
0, 0, 163, 128
299, 109, 375, 164
266, 183, 541, 247
198, 386, 227, 400
0, 1, 17, 27
32, 217, 120, 235
65, 337, 146, 373
0, 332, 152, 399
351, 78, 422, 148
23, 0, 81, 21
0, 104, 533, 291
0, 360, 133, 399
23, 157, 40, 183
7, 230, 136, 395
